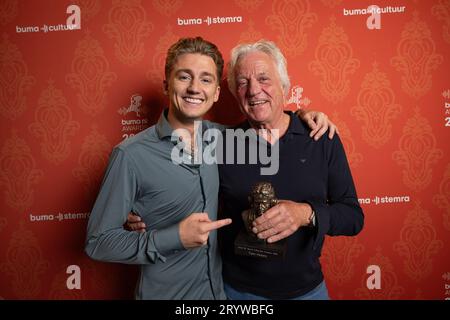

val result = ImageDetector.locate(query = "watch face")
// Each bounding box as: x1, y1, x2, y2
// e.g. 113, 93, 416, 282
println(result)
309, 211, 316, 227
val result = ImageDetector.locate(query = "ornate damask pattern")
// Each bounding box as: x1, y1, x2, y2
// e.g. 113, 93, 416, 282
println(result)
351, 63, 402, 149
320, 0, 342, 7
0, 131, 43, 212
266, 0, 317, 57
66, 33, 117, 117
0, 217, 6, 232
147, 26, 179, 84
393, 201, 443, 282
73, 0, 101, 21
83, 260, 124, 297
0, 0, 17, 25
239, 20, 263, 44
392, 108, 443, 192
321, 237, 364, 286
331, 112, 363, 168
152, 0, 183, 16
433, 163, 450, 231
72, 126, 111, 197
391, 12, 443, 99
234, 0, 264, 12
83, 260, 111, 297
29, 81, 80, 165
0, 34, 35, 120
309, 18, 360, 104
431, 0, 450, 44
103, 0, 153, 66
354, 248, 405, 299
0, 222, 49, 299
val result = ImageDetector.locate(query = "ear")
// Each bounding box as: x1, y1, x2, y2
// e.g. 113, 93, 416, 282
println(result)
163, 80, 168, 95
213, 85, 221, 102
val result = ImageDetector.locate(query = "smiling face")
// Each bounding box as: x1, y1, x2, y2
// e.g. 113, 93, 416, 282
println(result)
234, 51, 286, 128
165, 53, 220, 126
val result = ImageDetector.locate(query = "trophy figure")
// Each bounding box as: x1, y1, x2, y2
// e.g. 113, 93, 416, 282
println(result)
234, 182, 287, 259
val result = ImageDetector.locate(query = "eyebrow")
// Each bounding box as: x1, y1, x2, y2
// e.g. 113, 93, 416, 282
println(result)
256, 71, 269, 77
237, 71, 270, 77
176, 69, 217, 79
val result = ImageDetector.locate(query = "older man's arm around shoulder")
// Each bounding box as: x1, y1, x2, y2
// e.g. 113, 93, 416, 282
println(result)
296, 108, 339, 140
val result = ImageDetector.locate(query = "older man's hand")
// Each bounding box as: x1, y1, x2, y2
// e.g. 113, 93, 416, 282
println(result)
297, 109, 338, 141
124, 212, 146, 233
252, 200, 313, 243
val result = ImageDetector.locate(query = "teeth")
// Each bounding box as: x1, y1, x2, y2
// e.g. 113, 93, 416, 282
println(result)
249, 101, 266, 106
184, 97, 203, 104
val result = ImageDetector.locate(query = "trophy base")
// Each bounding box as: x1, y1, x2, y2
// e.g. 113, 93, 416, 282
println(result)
234, 230, 286, 259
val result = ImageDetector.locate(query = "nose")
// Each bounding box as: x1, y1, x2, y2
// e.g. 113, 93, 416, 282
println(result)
247, 77, 261, 97
187, 78, 200, 94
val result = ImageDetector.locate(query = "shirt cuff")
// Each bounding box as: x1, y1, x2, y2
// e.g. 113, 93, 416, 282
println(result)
304, 200, 330, 250
152, 224, 186, 257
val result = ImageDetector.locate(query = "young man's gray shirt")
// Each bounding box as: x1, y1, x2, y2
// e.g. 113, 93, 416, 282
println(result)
85, 110, 226, 300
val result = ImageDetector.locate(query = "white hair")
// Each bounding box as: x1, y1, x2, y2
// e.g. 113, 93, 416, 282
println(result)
227, 40, 291, 98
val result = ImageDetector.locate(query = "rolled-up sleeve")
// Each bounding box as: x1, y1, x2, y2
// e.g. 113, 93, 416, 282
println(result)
85, 148, 185, 264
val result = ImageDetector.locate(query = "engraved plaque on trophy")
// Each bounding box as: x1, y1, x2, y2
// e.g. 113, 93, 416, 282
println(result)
234, 182, 287, 259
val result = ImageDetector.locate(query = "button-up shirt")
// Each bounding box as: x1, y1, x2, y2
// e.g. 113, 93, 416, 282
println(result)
85, 110, 226, 300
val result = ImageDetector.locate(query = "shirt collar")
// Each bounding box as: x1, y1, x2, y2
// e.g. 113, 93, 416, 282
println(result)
240, 111, 306, 136
155, 109, 216, 144
156, 109, 174, 140
286, 111, 306, 135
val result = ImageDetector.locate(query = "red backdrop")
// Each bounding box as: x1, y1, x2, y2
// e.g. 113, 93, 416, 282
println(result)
0, 0, 449, 300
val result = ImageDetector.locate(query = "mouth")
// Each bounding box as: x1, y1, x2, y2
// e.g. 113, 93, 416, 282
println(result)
248, 100, 268, 107
183, 96, 204, 105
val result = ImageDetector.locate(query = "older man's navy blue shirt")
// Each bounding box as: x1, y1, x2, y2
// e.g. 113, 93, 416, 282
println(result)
218, 111, 364, 299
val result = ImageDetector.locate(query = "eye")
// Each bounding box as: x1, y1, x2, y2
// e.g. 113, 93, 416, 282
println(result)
178, 73, 191, 81
258, 76, 270, 83
201, 77, 213, 84
237, 79, 248, 88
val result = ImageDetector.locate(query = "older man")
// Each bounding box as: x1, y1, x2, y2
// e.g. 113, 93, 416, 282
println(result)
87, 37, 336, 300
218, 40, 364, 300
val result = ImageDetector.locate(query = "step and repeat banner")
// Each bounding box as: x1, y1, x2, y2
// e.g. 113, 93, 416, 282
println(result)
0, 0, 448, 300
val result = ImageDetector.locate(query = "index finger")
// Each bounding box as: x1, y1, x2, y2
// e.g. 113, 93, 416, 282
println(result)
204, 218, 232, 232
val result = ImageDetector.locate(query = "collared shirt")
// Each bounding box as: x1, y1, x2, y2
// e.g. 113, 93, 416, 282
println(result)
85, 110, 226, 300
218, 111, 364, 299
